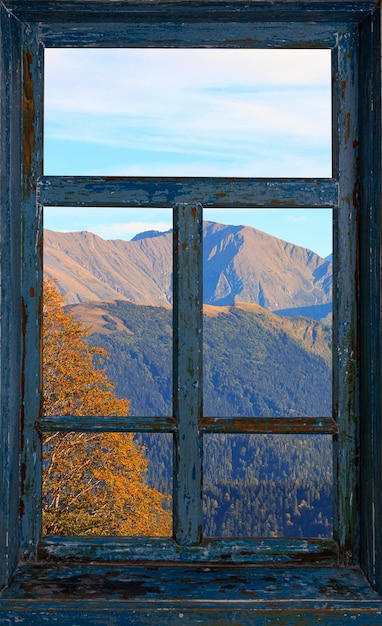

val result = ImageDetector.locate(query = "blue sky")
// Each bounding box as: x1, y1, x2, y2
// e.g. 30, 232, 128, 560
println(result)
44, 49, 332, 258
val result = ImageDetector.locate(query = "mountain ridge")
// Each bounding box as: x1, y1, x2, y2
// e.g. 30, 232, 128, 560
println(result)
71, 299, 331, 367
44, 222, 332, 317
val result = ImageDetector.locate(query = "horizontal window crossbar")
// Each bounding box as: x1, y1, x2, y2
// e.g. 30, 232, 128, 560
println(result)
37, 536, 339, 565
39, 415, 177, 433
39, 416, 337, 434
200, 417, 338, 434
38, 177, 339, 209
8, 1, 378, 27
39, 21, 341, 48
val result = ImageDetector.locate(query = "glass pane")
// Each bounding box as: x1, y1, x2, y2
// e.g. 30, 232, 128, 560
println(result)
44, 49, 331, 177
203, 209, 332, 418
43, 432, 172, 536
203, 434, 332, 538
43, 208, 173, 417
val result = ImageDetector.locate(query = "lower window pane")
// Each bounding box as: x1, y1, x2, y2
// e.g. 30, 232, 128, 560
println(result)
203, 434, 332, 539
43, 432, 172, 536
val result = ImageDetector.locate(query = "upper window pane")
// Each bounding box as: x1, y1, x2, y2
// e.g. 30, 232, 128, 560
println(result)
203, 209, 332, 418
43, 208, 173, 418
44, 49, 331, 177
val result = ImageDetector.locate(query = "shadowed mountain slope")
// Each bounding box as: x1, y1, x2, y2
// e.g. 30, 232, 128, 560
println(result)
68, 299, 332, 418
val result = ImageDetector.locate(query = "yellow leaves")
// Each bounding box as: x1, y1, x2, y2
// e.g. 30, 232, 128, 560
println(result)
43, 431, 171, 536
43, 278, 129, 418
42, 278, 171, 537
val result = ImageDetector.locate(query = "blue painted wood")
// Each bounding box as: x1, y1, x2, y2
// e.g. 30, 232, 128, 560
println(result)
173, 204, 203, 546
37, 536, 339, 563
2, 563, 381, 605
38, 415, 338, 434
1, 564, 382, 623
358, 8, 382, 595
331, 26, 360, 566
1, 0, 381, 619
19, 23, 44, 562
38, 21, 341, 49
4, 1, 379, 25
0, 4, 22, 591
0, 605, 382, 625
38, 177, 339, 209
39, 415, 177, 432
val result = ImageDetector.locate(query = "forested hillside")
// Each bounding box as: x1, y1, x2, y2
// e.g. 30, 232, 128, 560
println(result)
69, 299, 331, 418
68, 298, 333, 538
203, 433, 332, 538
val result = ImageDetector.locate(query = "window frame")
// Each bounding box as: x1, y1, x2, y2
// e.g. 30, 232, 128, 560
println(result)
1, 0, 381, 619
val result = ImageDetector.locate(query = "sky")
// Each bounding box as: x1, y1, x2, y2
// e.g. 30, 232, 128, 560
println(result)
44, 48, 332, 258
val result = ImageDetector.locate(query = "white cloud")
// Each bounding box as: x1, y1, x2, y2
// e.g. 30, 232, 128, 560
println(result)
44, 48, 331, 178
44, 204, 172, 239
91, 221, 172, 240
92, 153, 330, 178
45, 48, 331, 139
45, 49, 330, 113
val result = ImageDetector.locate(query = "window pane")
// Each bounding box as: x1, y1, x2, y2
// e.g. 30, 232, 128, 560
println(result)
203, 434, 332, 538
203, 209, 332, 418
43, 208, 173, 417
43, 432, 172, 536
44, 49, 331, 177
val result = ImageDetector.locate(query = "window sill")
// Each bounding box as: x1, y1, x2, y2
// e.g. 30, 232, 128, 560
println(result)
1, 563, 382, 624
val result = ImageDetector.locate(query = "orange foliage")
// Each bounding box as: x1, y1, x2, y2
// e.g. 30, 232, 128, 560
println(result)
42, 278, 171, 536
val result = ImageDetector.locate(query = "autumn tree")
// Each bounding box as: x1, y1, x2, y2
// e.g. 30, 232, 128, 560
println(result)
42, 278, 171, 536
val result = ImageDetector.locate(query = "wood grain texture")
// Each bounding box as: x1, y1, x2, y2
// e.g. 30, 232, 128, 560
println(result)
37, 535, 339, 563
1, 607, 382, 625
331, 26, 360, 566
19, 24, 44, 562
38, 415, 338, 434
3, 1, 379, 26
359, 8, 382, 594
39, 21, 341, 48
173, 204, 203, 545
39, 177, 339, 208
1, 0, 381, 619
0, 4, 22, 591
1, 563, 382, 623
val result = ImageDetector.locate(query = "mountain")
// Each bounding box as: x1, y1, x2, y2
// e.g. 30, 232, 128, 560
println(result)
68, 299, 332, 418
44, 228, 173, 306
44, 222, 332, 317
202, 222, 331, 311
45, 224, 333, 538
67, 298, 333, 539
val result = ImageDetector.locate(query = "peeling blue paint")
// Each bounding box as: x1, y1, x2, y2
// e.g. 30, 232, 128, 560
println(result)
1, 0, 381, 621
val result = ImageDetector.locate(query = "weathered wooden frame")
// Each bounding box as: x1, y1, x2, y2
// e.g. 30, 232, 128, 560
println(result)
0, 0, 381, 622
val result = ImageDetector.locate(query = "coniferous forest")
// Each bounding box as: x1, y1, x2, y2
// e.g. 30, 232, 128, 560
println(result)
69, 298, 333, 539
